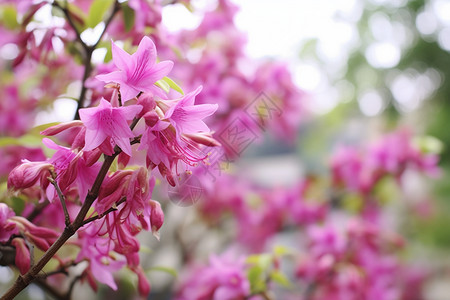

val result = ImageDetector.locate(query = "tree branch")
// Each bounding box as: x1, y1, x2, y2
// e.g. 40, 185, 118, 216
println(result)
81, 197, 126, 226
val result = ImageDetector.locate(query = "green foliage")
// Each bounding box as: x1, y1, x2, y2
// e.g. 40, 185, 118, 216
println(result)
1, 5, 18, 30
156, 77, 184, 94
246, 247, 293, 294
121, 3, 135, 33
147, 266, 178, 278
163, 77, 184, 95
86, 0, 114, 28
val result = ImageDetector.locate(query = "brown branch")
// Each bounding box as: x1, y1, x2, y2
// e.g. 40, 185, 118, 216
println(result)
73, 1, 120, 120
48, 171, 71, 227
26, 200, 49, 222
52, 1, 88, 53
81, 197, 126, 226
65, 275, 82, 300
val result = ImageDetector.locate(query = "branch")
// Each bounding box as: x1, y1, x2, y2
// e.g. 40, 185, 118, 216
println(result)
51, 1, 88, 53
81, 197, 126, 226
65, 275, 82, 300
48, 171, 71, 227
26, 200, 49, 222
73, 1, 121, 120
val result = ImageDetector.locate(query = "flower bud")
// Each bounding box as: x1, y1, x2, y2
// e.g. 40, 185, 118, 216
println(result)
11, 238, 30, 275
183, 132, 221, 147
149, 200, 164, 240
7, 160, 52, 191
136, 266, 151, 296
40, 121, 83, 136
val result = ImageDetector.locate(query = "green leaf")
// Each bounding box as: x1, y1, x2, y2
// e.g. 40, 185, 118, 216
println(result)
104, 43, 112, 62
246, 254, 272, 269
155, 79, 170, 94
121, 4, 135, 33
30, 122, 60, 135
413, 136, 444, 154
11, 196, 26, 215
163, 77, 184, 95
270, 270, 291, 288
86, 0, 114, 28
147, 266, 177, 278
273, 245, 290, 256
0, 135, 42, 148
2, 5, 18, 29
247, 265, 266, 294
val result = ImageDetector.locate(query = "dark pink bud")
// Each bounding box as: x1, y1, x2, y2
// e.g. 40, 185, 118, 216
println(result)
149, 200, 164, 240
118, 152, 131, 169
143, 111, 160, 127
136, 267, 151, 296
137, 93, 156, 118
183, 132, 221, 147
11, 238, 30, 275
83, 148, 103, 166
40, 121, 83, 136
8, 160, 52, 191
25, 232, 50, 251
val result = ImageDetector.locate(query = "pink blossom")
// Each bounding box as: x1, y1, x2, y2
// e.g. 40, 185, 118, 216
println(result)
164, 86, 218, 136
11, 238, 30, 275
176, 253, 250, 300
7, 160, 52, 191
0, 203, 18, 242
79, 98, 142, 156
96, 36, 173, 101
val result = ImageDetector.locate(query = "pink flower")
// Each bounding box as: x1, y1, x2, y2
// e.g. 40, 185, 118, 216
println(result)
11, 238, 30, 275
176, 253, 250, 300
0, 203, 18, 242
79, 98, 142, 156
164, 86, 218, 136
96, 36, 173, 101
7, 160, 53, 191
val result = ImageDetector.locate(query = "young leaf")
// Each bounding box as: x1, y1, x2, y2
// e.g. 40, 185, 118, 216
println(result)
270, 270, 291, 288
147, 266, 178, 278
163, 77, 184, 95
86, 0, 114, 28
247, 265, 266, 294
155, 79, 170, 94
121, 3, 135, 33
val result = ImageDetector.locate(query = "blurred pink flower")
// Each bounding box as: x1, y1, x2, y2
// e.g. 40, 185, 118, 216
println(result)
96, 36, 173, 101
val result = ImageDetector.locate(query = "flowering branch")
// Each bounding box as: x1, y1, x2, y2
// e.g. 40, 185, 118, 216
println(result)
1, 149, 119, 299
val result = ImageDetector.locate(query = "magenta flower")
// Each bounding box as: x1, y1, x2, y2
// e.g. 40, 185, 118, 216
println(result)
79, 98, 142, 156
96, 36, 173, 101
0, 203, 18, 242
164, 86, 218, 135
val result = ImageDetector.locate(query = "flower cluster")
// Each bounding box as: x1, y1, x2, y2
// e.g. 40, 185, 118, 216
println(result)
5, 35, 218, 296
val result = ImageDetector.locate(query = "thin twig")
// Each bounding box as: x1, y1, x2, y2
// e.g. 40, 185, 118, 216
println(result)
65, 275, 82, 300
48, 172, 71, 227
26, 200, 49, 222
81, 197, 126, 226
35, 279, 66, 300
51, 1, 88, 52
